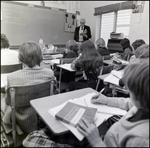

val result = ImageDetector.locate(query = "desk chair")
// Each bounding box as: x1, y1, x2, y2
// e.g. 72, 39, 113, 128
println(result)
59, 58, 76, 93
1, 63, 22, 74
96, 65, 114, 91
6, 80, 54, 147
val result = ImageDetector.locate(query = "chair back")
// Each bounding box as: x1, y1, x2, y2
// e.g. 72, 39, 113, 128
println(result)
60, 57, 76, 64
96, 65, 114, 91
101, 65, 114, 75
7, 80, 54, 147
1, 63, 22, 74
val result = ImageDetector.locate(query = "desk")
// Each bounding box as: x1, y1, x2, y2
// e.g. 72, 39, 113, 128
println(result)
98, 73, 129, 96
103, 59, 129, 66
30, 88, 98, 135
98, 73, 110, 81
57, 64, 76, 93
103, 60, 114, 65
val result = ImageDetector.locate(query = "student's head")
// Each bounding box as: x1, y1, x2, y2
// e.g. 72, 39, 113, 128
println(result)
19, 41, 43, 68
120, 38, 132, 50
95, 38, 106, 48
132, 39, 145, 51
123, 61, 149, 111
66, 40, 79, 53
80, 18, 86, 27
79, 40, 103, 72
134, 44, 149, 59
1, 33, 10, 49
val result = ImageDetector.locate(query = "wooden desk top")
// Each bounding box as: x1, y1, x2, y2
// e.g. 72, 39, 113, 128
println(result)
103, 60, 114, 65
98, 73, 110, 81
30, 88, 98, 135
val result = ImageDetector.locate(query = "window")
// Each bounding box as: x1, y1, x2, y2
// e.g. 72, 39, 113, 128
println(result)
100, 9, 132, 45
116, 9, 132, 38
100, 12, 114, 45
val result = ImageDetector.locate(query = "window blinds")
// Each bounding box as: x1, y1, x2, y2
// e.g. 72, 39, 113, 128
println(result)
116, 9, 132, 38
100, 12, 114, 45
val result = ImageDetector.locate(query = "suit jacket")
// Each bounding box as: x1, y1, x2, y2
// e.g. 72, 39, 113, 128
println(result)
2, 65, 55, 134
74, 25, 92, 42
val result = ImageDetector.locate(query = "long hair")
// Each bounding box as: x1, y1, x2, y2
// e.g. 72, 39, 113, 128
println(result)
121, 38, 132, 51
79, 40, 103, 74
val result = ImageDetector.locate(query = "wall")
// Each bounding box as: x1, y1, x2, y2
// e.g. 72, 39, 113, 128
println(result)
80, 1, 149, 44
79, 1, 125, 42
128, 1, 149, 44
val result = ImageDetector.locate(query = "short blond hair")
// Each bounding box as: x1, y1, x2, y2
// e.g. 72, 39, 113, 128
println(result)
135, 44, 149, 59
66, 40, 79, 52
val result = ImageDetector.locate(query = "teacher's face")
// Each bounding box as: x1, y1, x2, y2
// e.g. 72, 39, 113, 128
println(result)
80, 19, 85, 27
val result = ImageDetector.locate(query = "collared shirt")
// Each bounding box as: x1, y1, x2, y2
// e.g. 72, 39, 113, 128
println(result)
79, 26, 84, 42
1, 48, 19, 65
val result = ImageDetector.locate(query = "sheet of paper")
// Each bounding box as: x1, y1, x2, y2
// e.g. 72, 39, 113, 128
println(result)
104, 74, 120, 86
84, 94, 127, 115
50, 59, 60, 65
51, 54, 63, 59
111, 70, 124, 79
118, 59, 129, 65
48, 93, 112, 141
58, 64, 75, 72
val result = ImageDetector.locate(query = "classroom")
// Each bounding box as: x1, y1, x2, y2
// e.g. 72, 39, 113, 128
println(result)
1, 1, 149, 147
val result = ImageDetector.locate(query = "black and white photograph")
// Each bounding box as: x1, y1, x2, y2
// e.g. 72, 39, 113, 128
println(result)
1, 1, 149, 147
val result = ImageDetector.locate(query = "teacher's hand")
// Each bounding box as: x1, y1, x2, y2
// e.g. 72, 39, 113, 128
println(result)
76, 118, 100, 144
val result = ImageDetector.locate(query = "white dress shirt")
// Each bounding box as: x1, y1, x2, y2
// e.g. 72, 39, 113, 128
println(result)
1, 48, 19, 65
79, 26, 84, 42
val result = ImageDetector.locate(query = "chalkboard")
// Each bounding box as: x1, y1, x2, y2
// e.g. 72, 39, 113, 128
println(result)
1, 2, 74, 45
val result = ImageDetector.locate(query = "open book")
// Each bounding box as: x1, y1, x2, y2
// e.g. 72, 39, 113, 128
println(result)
55, 102, 97, 128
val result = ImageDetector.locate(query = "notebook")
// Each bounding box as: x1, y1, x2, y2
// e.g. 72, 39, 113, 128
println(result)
55, 102, 97, 127
111, 70, 124, 79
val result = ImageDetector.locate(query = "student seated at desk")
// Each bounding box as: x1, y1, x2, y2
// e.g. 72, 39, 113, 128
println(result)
69, 40, 103, 91
1, 33, 19, 65
63, 39, 79, 58
22, 61, 149, 147
129, 39, 145, 62
54, 40, 79, 85
115, 38, 133, 61
1, 41, 55, 134
119, 44, 149, 87
76, 61, 149, 147
95, 38, 111, 60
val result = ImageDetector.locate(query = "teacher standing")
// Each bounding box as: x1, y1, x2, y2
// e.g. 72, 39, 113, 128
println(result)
74, 18, 92, 43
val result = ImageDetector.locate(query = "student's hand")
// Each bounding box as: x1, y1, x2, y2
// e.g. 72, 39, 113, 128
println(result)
77, 118, 100, 144
91, 94, 108, 105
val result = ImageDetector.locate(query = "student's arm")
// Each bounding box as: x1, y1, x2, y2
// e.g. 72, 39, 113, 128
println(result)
91, 94, 133, 111
77, 118, 107, 147
71, 54, 83, 70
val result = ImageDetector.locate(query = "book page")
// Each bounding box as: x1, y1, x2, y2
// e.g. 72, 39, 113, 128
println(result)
104, 74, 120, 86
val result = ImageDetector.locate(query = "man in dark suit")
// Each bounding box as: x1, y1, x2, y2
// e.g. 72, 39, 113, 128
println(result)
74, 18, 92, 43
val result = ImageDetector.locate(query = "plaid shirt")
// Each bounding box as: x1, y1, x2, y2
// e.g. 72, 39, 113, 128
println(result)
23, 129, 91, 147
23, 130, 73, 147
